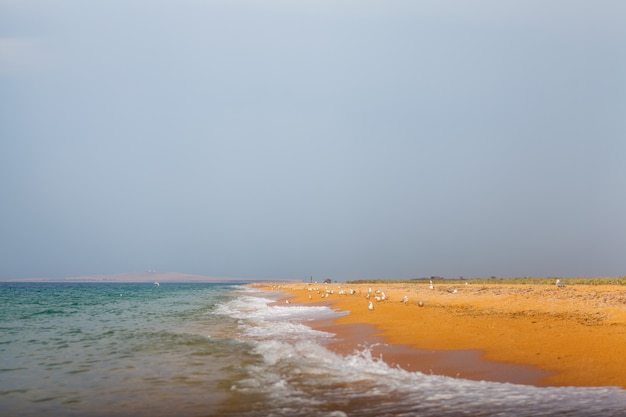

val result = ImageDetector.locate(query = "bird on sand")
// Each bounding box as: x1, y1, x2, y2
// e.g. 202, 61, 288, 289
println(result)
429, 280, 434, 290
368, 301, 374, 311
556, 279, 565, 288
401, 295, 408, 303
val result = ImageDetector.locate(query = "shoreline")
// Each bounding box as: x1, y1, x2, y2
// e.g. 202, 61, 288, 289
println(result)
310, 317, 552, 386
253, 282, 626, 388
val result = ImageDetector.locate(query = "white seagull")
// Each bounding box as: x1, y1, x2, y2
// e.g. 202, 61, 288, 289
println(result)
368, 301, 374, 311
401, 295, 408, 303
556, 279, 565, 288
429, 280, 434, 290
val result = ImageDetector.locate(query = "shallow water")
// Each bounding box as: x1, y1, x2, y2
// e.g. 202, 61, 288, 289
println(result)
1, 282, 625, 416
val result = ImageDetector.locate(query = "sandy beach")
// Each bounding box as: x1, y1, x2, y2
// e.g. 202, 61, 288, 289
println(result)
253, 281, 626, 388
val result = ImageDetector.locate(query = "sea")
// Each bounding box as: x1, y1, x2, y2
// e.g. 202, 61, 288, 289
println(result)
1, 282, 625, 417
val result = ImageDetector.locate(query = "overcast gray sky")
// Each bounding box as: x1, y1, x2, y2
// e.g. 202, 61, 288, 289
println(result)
1, 0, 625, 280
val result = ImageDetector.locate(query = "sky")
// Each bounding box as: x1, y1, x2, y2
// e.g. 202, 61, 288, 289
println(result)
1, 0, 625, 281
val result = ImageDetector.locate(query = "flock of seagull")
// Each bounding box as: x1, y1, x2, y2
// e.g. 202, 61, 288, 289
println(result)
295, 278, 566, 312
299, 279, 447, 312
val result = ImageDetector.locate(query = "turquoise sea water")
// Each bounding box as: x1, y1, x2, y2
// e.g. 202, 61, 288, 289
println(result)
1, 282, 625, 417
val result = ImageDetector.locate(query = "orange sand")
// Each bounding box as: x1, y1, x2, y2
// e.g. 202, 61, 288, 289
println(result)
253, 282, 626, 388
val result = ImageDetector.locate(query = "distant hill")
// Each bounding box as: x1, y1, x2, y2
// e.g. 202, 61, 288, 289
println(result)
7, 272, 292, 283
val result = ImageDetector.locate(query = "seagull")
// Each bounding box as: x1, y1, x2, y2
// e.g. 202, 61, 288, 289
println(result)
556, 279, 565, 288
401, 295, 408, 303
381, 291, 386, 301
368, 301, 374, 311
429, 280, 434, 290
154, 282, 160, 286
418, 300, 424, 307
448, 289, 457, 294
366, 293, 370, 299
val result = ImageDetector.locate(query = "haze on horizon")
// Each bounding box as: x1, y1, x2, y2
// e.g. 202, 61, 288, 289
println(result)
1, 0, 625, 281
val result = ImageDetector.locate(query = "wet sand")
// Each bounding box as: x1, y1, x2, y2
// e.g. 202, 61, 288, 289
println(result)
254, 281, 626, 388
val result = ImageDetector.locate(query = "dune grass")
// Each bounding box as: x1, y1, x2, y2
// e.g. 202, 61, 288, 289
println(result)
347, 276, 626, 286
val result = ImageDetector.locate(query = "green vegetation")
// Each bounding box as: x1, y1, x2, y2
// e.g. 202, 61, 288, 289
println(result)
347, 276, 626, 286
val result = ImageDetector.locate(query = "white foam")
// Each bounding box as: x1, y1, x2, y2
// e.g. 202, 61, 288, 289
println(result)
242, 320, 333, 341
213, 289, 345, 344
244, 338, 626, 416
216, 293, 343, 322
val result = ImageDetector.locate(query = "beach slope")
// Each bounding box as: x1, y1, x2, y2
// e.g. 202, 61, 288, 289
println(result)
253, 281, 626, 388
